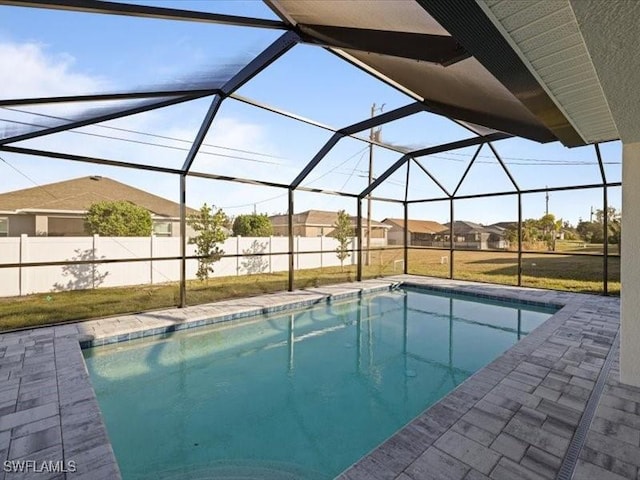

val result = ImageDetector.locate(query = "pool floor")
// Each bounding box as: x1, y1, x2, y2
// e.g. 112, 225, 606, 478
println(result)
84, 288, 553, 479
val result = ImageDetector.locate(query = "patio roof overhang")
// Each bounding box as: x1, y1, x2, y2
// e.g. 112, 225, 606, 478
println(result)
265, 0, 638, 148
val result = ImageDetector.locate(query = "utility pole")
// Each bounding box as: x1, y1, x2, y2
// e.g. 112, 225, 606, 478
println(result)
545, 187, 549, 216
367, 102, 384, 266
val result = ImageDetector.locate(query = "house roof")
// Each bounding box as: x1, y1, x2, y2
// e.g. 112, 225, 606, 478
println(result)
444, 220, 488, 234
0, 176, 196, 218
382, 218, 447, 234
269, 210, 388, 228
490, 221, 517, 230
442, 221, 512, 237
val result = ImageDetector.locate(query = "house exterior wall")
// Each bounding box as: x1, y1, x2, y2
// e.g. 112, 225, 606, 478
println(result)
0, 213, 183, 238
387, 227, 403, 245
3, 214, 36, 237
34, 215, 48, 236
621, 142, 640, 386
272, 225, 307, 237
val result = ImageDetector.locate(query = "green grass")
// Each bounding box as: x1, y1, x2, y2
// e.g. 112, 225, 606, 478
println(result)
0, 248, 618, 331
408, 249, 619, 294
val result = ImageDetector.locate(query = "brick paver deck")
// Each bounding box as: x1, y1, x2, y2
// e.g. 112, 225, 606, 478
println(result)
1, 276, 637, 479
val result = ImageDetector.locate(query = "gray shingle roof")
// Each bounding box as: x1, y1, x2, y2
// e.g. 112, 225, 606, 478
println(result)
0, 176, 195, 218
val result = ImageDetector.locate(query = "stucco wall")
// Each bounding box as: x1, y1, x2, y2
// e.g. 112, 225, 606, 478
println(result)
621, 142, 640, 386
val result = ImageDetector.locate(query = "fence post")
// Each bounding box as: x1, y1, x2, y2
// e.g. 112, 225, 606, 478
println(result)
296, 236, 300, 270
269, 236, 273, 274
92, 234, 99, 289
237, 235, 241, 276
320, 235, 324, 269
353, 236, 357, 265
19, 234, 27, 296
150, 234, 155, 285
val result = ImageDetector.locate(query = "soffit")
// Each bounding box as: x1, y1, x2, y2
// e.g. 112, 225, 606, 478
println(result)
569, 0, 640, 144
478, 0, 619, 144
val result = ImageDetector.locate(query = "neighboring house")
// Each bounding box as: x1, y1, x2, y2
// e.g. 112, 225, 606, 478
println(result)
445, 221, 510, 250
382, 218, 448, 246
0, 176, 197, 237
490, 221, 517, 231
269, 210, 390, 246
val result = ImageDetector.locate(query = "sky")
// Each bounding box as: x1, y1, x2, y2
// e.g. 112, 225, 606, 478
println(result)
0, 0, 623, 226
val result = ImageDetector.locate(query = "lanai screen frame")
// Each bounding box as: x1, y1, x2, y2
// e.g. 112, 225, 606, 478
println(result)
0, 0, 621, 312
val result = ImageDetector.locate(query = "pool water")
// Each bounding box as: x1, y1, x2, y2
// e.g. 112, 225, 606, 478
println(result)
84, 288, 555, 479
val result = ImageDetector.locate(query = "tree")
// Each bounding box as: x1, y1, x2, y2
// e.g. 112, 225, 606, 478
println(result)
333, 210, 353, 272
232, 213, 273, 237
538, 213, 562, 250
577, 207, 621, 246
187, 203, 228, 282
597, 207, 622, 245
576, 220, 603, 243
85, 200, 152, 236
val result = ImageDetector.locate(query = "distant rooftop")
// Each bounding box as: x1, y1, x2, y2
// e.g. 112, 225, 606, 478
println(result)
0, 176, 195, 218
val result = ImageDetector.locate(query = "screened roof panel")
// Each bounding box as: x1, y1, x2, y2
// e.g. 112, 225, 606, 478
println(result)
234, 44, 416, 127
189, 97, 335, 185
377, 110, 477, 153
492, 138, 605, 190
412, 146, 480, 195
0, 96, 198, 143
0, 4, 281, 97
299, 139, 401, 195
370, 160, 408, 201
8, 96, 216, 169
406, 160, 450, 202
455, 145, 517, 196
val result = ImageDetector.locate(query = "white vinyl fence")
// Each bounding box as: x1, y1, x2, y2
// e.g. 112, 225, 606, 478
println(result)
0, 235, 358, 297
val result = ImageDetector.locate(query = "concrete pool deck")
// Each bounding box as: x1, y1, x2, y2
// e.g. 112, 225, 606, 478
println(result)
0, 276, 636, 479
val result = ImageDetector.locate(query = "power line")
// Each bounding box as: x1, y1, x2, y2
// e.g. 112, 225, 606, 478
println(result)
2, 107, 621, 166
0, 155, 59, 199
302, 145, 370, 186
0, 110, 285, 166
423, 152, 619, 166
2, 106, 284, 159
339, 150, 367, 191
220, 145, 371, 209
0, 117, 283, 166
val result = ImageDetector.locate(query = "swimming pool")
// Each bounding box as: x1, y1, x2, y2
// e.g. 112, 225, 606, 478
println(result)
83, 287, 556, 479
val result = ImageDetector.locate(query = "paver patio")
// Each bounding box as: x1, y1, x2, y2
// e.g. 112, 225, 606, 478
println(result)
0, 276, 637, 479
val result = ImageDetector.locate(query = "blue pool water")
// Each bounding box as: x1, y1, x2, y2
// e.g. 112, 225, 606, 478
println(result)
84, 288, 556, 479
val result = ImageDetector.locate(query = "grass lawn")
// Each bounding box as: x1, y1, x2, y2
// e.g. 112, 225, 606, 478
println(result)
0, 248, 618, 331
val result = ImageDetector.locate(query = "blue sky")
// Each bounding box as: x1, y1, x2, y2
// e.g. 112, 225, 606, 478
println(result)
0, 1, 622, 225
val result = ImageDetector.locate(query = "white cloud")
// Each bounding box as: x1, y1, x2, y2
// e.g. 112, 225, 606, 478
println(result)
0, 41, 106, 99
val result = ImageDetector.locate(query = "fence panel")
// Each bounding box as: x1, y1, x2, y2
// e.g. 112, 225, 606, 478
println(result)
0, 235, 361, 297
